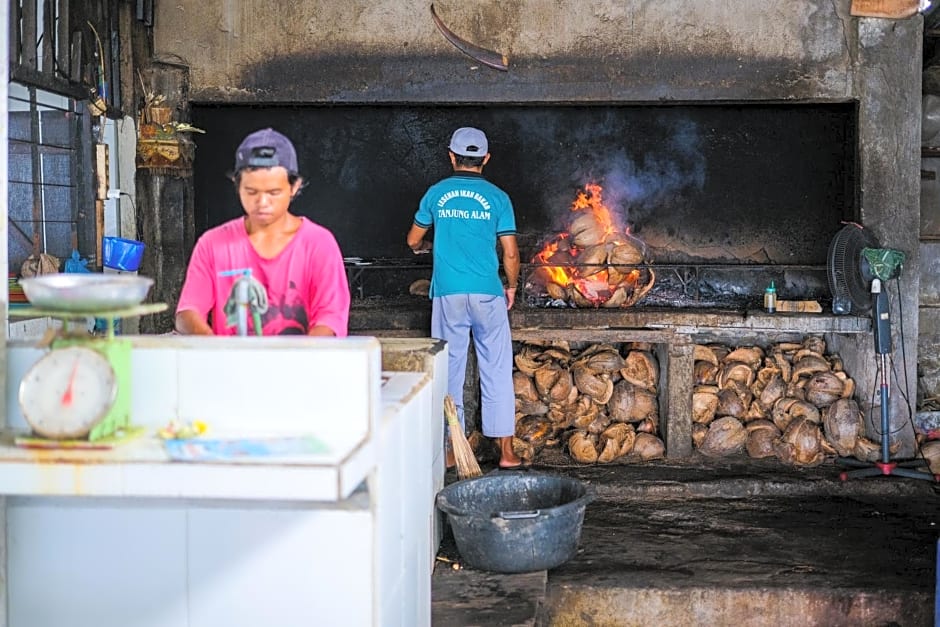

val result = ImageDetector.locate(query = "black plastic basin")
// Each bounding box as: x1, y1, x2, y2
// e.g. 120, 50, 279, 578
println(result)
436, 472, 595, 573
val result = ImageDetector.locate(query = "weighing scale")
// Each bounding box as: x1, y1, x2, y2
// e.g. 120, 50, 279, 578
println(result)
11, 303, 167, 446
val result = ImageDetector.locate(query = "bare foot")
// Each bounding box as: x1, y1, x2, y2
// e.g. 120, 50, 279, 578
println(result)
497, 436, 524, 468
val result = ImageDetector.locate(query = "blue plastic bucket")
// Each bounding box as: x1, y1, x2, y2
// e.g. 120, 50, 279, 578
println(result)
102, 237, 145, 271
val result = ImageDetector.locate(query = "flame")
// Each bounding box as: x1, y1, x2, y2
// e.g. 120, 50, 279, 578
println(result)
534, 235, 572, 287
532, 182, 654, 307
571, 182, 616, 238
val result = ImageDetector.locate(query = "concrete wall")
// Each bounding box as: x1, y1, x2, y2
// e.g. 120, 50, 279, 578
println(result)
150, 0, 926, 449
155, 1, 857, 103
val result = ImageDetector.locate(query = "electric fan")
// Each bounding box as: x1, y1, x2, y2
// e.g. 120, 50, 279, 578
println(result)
827, 222, 877, 315
826, 223, 937, 482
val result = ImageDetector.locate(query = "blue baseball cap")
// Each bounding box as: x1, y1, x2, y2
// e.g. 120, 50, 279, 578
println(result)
234, 128, 299, 174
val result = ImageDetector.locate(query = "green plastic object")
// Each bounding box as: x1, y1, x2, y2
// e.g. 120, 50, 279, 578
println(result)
862, 248, 905, 281
51, 336, 132, 441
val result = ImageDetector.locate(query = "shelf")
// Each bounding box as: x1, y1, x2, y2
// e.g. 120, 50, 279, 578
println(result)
8, 302, 168, 320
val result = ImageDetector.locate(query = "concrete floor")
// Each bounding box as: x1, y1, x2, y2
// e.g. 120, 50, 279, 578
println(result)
432, 452, 939, 627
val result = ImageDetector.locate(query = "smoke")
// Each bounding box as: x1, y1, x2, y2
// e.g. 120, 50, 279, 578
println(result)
566, 117, 706, 228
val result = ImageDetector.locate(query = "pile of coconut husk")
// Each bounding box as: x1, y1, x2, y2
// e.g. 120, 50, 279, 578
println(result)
693, 336, 882, 466
512, 340, 665, 464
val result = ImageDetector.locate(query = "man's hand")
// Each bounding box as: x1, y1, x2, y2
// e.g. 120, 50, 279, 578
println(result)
411, 239, 432, 255
505, 286, 516, 309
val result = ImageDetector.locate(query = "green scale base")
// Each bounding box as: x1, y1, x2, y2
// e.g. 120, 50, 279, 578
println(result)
10, 303, 168, 443
51, 336, 132, 441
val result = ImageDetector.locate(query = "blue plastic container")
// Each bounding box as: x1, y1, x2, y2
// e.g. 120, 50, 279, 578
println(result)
102, 237, 145, 271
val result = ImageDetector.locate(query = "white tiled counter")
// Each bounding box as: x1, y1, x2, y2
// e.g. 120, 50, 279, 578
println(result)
1, 336, 442, 627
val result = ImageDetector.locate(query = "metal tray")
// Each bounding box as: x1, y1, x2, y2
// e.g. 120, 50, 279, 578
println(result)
19, 273, 154, 312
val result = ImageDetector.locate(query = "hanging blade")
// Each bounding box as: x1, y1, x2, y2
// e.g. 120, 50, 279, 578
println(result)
430, 4, 509, 72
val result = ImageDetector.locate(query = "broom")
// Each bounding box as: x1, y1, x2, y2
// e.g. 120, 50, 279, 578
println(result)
443, 394, 482, 480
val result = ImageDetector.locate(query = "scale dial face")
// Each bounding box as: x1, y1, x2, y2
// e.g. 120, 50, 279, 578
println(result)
18, 346, 118, 440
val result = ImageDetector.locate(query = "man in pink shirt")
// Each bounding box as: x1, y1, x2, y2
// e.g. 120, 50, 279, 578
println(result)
175, 128, 350, 336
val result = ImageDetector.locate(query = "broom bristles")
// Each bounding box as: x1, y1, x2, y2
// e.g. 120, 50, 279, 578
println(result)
444, 394, 482, 480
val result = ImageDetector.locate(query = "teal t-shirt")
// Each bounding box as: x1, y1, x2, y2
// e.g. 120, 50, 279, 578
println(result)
414, 172, 516, 297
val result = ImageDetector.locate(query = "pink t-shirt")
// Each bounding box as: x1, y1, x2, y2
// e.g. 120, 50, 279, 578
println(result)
176, 217, 350, 336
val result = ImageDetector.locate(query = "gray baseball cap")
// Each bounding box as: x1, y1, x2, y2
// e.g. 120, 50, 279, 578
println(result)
449, 127, 488, 157
234, 128, 299, 174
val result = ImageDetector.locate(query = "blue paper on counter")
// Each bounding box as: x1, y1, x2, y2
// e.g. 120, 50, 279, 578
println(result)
164, 436, 330, 462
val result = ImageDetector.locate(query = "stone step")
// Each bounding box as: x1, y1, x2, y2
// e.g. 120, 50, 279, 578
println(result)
432, 461, 938, 626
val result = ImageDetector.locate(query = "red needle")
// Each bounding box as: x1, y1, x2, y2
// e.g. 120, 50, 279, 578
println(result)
60, 359, 80, 407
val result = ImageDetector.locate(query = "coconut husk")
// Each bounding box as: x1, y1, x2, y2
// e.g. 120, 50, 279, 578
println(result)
802, 336, 826, 355
571, 400, 600, 430
698, 416, 747, 457
718, 361, 756, 388
598, 423, 633, 463
620, 350, 659, 391
408, 278, 430, 296
716, 387, 747, 420
755, 366, 782, 386
568, 431, 599, 463
618, 426, 638, 457
805, 371, 845, 407
853, 437, 881, 462
694, 344, 720, 366
568, 284, 597, 307
512, 436, 536, 462
692, 423, 708, 448
636, 415, 658, 434
600, 286, 626, 308
792, 354, 830, 379
822, 398, 864, 457
692, 389, 719, 424
545, 282, 568, 300
745, 419, 780, 458
547, 370, 574, 403
584, 349, 625, 374
694, 361, 719, 385
570, 213, 605, 248
758, 374, 787, 410
573, 364, 614, 404
607, 240, 645, 265
772, 351, 793, 383
773, 416, 826, 466
515, 399, 549, 416
515, 414, 554, 447
724, 346, 764, 369
533, 364, 562, 398
513, 371, 539, 402
743, 401, 767, 422
586, 413, 612, 435
607, 380, 658, 423
789, 400, 821, 424
514, 346, 543, 376
920, 440, 940, 473
631, 433, 665, 461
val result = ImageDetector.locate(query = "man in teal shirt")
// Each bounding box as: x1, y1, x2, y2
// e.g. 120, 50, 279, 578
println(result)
407, 127, 523, 468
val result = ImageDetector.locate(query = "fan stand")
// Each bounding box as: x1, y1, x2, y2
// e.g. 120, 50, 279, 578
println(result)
837, 279, 938, 483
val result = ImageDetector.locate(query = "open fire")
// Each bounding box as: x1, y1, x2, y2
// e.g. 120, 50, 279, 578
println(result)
529, 183, 655, 308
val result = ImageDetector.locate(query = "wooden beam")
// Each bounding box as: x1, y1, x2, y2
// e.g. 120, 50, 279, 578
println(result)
41, 0, 54, 75
56, 0, 69, 82
21, 0, 36, 71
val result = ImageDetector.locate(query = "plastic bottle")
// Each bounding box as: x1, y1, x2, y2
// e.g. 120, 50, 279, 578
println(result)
764, 281, 777, 313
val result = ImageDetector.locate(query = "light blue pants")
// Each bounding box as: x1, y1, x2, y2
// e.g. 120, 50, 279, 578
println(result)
432, 293, 515, 438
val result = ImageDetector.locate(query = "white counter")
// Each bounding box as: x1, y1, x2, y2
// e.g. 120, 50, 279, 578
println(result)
1, 336, 444, 627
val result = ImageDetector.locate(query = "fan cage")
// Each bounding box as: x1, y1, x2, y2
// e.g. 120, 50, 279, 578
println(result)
827, 224, 878, 314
